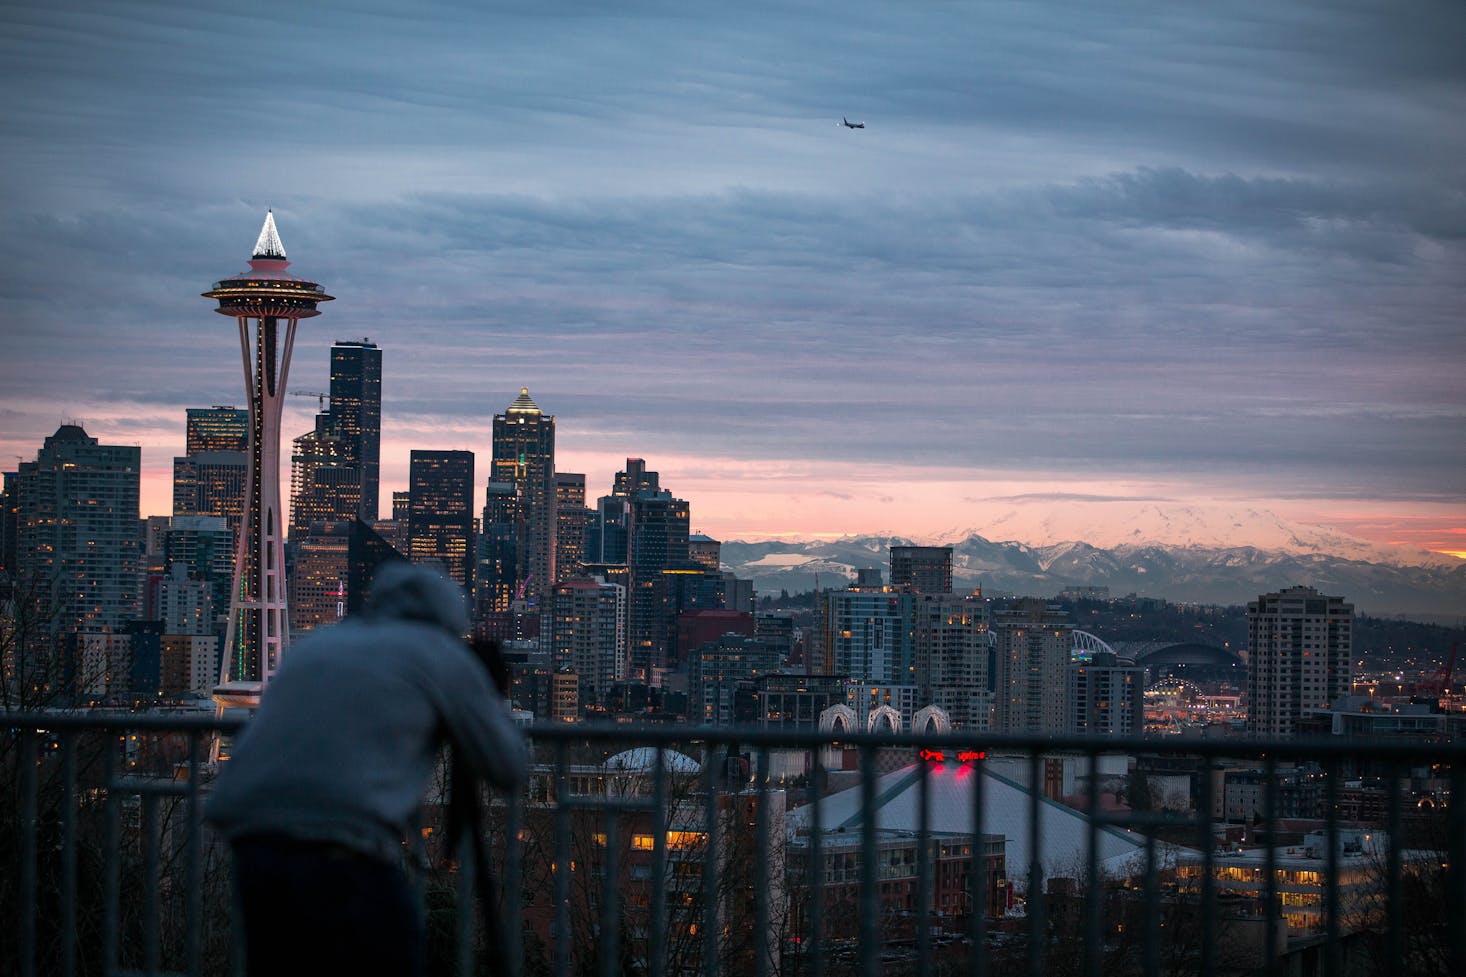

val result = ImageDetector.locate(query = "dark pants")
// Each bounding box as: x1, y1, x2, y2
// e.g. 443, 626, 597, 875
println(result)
232, 834, 423, 977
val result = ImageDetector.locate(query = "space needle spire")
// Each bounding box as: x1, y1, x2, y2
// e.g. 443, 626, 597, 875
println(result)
203, 211, 333, 710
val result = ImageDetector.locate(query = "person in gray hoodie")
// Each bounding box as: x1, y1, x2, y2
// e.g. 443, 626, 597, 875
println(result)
206, 561, 527, 977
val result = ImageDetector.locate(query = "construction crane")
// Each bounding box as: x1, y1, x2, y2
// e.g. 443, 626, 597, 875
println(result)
290, 390, 330, 411
1435, 642, 1459, 700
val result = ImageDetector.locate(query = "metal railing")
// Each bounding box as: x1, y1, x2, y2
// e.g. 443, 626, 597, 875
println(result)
5, 711, 1464, 977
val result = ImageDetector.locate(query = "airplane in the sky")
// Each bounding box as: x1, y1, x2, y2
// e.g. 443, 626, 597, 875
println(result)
842, 116, 865, 129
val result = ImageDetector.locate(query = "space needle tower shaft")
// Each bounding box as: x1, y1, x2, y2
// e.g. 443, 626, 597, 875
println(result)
203, 211, 333, 709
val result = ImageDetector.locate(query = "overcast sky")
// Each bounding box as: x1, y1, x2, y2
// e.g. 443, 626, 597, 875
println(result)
2, 1, 1463, 555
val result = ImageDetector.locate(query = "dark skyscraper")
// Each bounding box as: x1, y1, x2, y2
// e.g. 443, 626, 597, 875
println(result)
185, 406, 248, 454
491, 388, 556, 605
618, 459, 691, 681
174, 406, 248, 540
289, 339, 380, 534
554, 472, 589, 582
890, 545, 953, 594
329, 339, 382, 522
408, 450, 475, 589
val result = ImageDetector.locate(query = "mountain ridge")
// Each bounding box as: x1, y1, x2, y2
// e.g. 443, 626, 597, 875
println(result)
719, 531, 1465, 620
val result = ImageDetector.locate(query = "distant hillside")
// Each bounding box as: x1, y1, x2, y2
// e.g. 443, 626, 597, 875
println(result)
721, 533, 1466, 620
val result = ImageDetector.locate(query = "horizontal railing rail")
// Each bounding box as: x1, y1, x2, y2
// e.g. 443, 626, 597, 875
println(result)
6, 711, 1464, 977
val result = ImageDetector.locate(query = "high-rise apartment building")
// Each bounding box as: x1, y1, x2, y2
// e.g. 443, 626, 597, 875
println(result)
912, 592, 992, 730
1068, 650, 1144, 736
492, 389, 556, 607
1246, 585, 1353, 738
820, 588, 915, 685
407, 451, 475, 590
890, 545, 953, 595
12, 424, 141, 691
546, 577, 626, 708
992, 599, 1074, 734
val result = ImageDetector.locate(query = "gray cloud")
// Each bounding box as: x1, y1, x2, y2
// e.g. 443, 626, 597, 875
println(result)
1, 1, 1462, 523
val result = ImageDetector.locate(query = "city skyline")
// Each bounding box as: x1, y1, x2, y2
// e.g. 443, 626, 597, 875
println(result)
2, 3, 1463, 558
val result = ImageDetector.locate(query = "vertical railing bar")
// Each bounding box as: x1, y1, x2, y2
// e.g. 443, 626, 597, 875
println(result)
969, 748, 987, 977
1262, 755, 1279, 976
702, 741, 722, 977
859, 742, 879, 977
1324, 757, 1340, 975
809, 753, 825, 977
754, 746, 771, 977
62, 731, 78, 977
1385, 761, 1402, 972
184, 732, 204, 977
552, 738, 571, 977
103, 731, 121, 975
916, 753, 931, 977
1025, 750, 1043, 977
456, 830, 475, 977
1448, 760, 1466, 973
504, 786, 525, 977
1199, 755, 1216, 977
142, 791, 162, 976
1142, 831, 1158, 977
19, 728, 37, 977
600, 815, 621, 977
649, 744, 668, 977
1084, 748, 1101, 977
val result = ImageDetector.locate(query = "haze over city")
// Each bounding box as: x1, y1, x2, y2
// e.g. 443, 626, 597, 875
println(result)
3, 1, 1463, 558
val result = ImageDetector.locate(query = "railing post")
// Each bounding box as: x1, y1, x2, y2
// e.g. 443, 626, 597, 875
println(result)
1026, 750, 1044, 977
19, 728, 37, 977
968, 748, 986, 977
859, 742, 879, 977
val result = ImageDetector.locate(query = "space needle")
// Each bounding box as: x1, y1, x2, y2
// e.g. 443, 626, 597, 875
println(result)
204, 211, 333, 709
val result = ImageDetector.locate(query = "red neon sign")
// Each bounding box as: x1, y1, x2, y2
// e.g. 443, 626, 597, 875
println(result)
918, 748, 986, 764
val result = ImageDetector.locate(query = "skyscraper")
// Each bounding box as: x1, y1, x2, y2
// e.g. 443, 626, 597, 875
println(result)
185, 406, 249, 454
289, 339, 381, 533
546, 576, 626, 708
329, 339, 382, 522
992, 599, 1073, 734
912, 592, 992, 730
202, 211, 332, 707
890, 545, 953, 595
173, 406, 248, 540
289, 415, 360, 536
11, 424, 140, 694
1246, 585, 1353, 738
407, 450, 475, 590
820, 586, 914, 685
491, 388, 556, 606
621, 460, 692, 680
553, 472, 589, 582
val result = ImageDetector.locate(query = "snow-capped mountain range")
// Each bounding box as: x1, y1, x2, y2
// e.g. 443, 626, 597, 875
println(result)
719, 507, 1465, 619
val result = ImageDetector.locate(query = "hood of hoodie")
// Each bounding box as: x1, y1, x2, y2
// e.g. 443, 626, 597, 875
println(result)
365, 561, 470, 638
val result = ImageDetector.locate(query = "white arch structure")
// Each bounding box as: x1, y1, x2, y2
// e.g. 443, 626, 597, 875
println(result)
1072, 630, 1118, 657
818, 704, 859, 736
911, 705, 952, 735
868, 705, 902, 734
